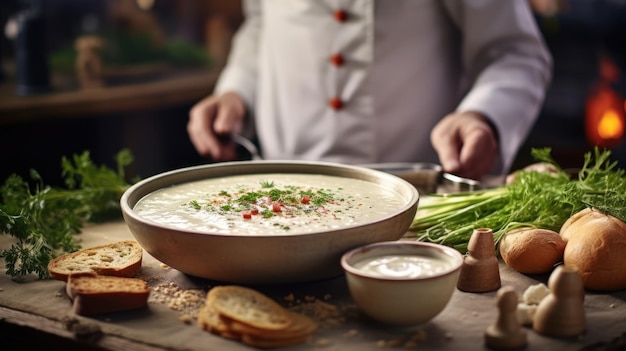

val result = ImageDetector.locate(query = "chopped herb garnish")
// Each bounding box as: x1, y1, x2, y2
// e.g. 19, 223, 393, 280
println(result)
186, 180, 350, 231
260, 180, 274, 188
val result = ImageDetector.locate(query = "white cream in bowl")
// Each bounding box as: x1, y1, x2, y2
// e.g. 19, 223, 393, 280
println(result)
341, 241, 463, 325
351, 254, 456, 279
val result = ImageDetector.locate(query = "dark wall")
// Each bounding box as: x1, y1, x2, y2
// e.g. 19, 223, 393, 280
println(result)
0, 103, 209, 187
515, 0, 626, 170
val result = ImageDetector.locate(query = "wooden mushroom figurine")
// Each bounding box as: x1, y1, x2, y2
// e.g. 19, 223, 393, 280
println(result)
533, 265, 586, 338
457, 228, 501, 293
485, 286, 527, 350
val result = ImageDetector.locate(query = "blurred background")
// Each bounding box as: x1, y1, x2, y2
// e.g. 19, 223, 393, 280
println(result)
0, 0, 625, 186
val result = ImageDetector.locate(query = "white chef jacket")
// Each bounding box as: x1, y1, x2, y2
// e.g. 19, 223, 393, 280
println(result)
214, 0, 552, 175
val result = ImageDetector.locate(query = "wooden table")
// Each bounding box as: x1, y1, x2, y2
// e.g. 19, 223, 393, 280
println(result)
1, 221, 626, 351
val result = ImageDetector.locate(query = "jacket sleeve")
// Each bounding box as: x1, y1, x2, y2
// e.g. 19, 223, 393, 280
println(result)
442, 0, 553, 174
213, 0, 262, 110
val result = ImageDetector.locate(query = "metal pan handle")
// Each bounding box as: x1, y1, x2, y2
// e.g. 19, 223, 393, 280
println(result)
359, 162, 481, 194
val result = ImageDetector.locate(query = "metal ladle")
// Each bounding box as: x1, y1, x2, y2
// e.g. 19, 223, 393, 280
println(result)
231, 134, 262, 160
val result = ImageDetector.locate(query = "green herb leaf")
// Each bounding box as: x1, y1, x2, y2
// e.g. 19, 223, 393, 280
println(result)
260, 180, 274, 188
0, 149, 135, 279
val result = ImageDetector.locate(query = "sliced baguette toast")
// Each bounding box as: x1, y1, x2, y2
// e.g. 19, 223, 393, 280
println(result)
67, 273, 150, 316
197, 303, 241, 340
198, 285, 318, 348
48, 240, 143, 281
228, 310, 318, 340
207, 285, 292, 331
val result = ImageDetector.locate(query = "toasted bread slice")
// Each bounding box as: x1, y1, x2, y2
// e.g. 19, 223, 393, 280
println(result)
48, 240, 143, 281
207, 285, 292, 331
197, 302, 242, 340
228, 310, 317, 340
198, 285, 318, 348
67, 273, 150, 316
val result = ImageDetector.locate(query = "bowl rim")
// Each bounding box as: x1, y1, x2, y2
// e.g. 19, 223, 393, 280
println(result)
120, 159, 420, 238
340, 241, 463, 281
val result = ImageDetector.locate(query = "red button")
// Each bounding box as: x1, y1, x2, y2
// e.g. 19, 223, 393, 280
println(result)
330, 53, 344, 67
329, 97, 343, 110
334, 9, 348, 22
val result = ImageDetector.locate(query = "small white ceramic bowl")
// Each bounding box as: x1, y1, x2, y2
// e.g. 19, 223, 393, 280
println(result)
341, 241, 463, 326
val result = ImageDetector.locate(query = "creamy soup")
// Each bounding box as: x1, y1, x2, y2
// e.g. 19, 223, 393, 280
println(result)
133, 173, 407, 235
352, 254, 453, 279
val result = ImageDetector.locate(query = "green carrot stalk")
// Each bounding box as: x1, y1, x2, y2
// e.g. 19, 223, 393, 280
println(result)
408, 147, 626, 254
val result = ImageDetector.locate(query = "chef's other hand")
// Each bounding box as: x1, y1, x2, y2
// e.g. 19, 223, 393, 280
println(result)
187, 92, 246, 161
431, 111, 498, 180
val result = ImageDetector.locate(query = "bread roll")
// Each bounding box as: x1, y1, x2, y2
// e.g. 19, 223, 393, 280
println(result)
505, 162, 559, 185
499, 228, 565, 274
559, 208, 626, 291
559, 207, 593, 243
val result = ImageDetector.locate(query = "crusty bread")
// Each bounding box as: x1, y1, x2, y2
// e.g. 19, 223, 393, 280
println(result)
560, 208, 626, 291
197, 303, 242, 340
499, 228, 566, 274
228, 310, 318, 340
505, 162, 559, 185
198, 285, 318, 348
208, 285, 292, 331
66, 273, 150, 316
48, 240, 143, 281
559, 207, 594, 243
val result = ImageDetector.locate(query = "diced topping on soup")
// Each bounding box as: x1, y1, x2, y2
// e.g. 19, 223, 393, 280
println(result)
190, 180, 344, 225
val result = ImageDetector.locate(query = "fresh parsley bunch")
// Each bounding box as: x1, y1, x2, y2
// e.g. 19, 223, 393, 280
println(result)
0, 149, 134, 279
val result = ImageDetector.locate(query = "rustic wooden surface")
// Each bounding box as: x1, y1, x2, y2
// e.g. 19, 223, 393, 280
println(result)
2, 220, 626, 351
0, 306, 164, 351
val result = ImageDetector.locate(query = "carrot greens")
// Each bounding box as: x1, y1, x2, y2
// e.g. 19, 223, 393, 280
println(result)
409, 147, 626, 253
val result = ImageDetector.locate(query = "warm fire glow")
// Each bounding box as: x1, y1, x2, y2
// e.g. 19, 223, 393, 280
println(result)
585, 56, 625, 148
585, 83, 625, 148
597, 110, 624, 140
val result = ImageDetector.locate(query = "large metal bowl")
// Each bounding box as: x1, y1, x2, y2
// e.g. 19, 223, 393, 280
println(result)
120, 160, 419, 284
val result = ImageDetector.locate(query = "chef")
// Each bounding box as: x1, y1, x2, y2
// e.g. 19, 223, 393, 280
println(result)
187, 0, 552, 180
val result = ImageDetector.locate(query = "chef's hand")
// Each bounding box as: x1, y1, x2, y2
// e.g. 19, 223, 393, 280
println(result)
187, 92, 246, 161
431, 111, 498, 180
